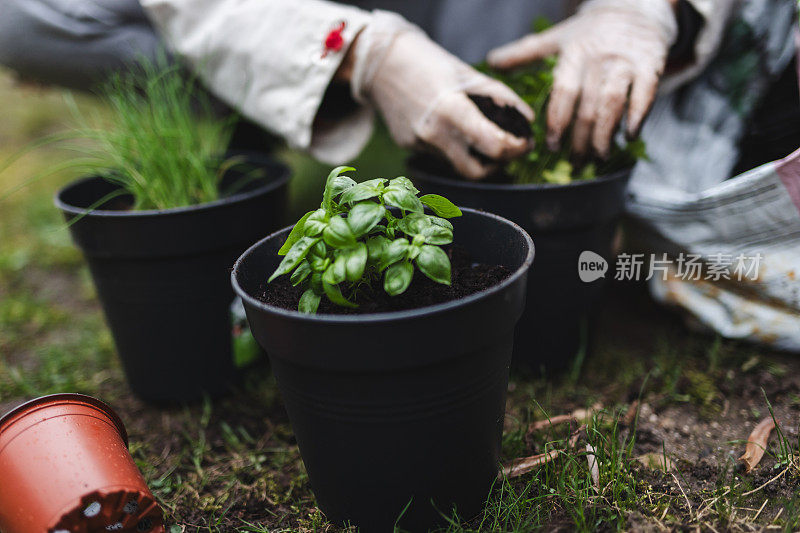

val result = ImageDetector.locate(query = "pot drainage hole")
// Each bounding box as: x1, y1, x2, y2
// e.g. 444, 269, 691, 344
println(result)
83, 501, 101, 518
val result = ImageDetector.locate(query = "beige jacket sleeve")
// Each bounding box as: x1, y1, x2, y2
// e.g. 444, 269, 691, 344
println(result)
140, 0, 376, 163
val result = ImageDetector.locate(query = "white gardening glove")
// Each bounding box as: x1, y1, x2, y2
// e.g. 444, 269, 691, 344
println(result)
488, 0, 678, 158
350, 11, 534, 180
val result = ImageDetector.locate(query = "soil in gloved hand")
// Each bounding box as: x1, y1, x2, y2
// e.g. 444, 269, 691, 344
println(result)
468, 94, 532, 139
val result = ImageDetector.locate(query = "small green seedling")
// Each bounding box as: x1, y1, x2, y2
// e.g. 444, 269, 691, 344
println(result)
269, 167, 462, 313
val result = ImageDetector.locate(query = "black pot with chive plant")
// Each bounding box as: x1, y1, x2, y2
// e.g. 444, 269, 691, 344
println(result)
232, 167, 534, 531
54, 60, 290, 403
410, 53, 643, 372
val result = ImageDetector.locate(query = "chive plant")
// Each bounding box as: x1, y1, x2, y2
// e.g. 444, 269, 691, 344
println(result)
63, 57, 237, 210
269, 167, 463, 313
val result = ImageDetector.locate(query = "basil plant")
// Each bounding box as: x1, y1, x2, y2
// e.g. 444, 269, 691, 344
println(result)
269, 167, 463, 313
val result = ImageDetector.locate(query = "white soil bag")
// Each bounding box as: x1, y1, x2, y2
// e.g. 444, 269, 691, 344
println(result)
626, 1, 800, 351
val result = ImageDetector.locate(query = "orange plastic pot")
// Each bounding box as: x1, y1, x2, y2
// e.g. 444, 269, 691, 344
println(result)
0, 394, 164, 533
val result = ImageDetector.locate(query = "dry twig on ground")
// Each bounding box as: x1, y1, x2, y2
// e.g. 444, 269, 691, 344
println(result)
501, 425, 585, 479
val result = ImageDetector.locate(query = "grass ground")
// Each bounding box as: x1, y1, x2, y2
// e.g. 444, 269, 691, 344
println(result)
1, 69, 799, 532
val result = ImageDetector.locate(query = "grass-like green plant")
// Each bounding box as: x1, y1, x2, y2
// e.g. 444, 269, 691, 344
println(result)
63, 57, 237, 210
268, 167, 462, 313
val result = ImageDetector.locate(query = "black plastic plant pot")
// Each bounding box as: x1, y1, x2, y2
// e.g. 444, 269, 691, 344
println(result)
232, 208, 534, 532
55, 152, 290, 403
409, 158, 630, 372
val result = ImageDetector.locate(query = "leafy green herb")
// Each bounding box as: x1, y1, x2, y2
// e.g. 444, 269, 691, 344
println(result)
269, 167, 462, 313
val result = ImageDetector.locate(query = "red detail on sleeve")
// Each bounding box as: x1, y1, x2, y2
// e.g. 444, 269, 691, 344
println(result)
322, 21, 346, 58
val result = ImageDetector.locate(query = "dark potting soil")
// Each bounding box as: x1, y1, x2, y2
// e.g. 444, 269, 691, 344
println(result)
468, 94, 532, 139
258, 247, 510, 315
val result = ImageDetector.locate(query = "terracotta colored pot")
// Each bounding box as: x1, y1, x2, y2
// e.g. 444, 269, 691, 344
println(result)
0, 394, 164, 533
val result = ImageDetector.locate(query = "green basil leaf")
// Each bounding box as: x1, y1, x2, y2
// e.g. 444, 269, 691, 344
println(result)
290, 260, 312, 286
304, 209, 329, 236
347, 202, 385, 237
417, 245, 451, 285
379, 238, 410, 270
339, 179, 385, 204
396, 212, 431, 236
429, 216, 453, 231
388, 176, 419, 194
323, 166, 356, 211
322, 253, 347, 285
422, 224, 453, 245
383, 187, 424, 213
310, 240, 327, 257
419, 194, 462, 218
322, 216, 356, 248
310, 271, 323, 294
385, 219, 397, 239
310, 254, 330, 272
269, 236, 319, 282
358, 178, 388, 189
329, 175, 357, 199
407, 243, 422, 261
323, 281, 358, 308
298, 289, 321, 314
383, 261, 414, 296
366, 235, 389, 263
344, 243, 368, 282
277, 210, 313, 255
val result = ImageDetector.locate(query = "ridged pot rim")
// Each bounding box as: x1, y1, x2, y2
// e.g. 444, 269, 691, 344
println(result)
0, 393, 128, 447
54, 160, 290, 219
232, 207, 535, 325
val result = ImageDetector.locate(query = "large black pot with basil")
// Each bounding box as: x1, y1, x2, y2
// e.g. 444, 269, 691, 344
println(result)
232, 208, 534, 531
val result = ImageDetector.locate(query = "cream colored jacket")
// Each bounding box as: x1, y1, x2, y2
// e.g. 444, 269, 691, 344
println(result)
139, 0, 732, 163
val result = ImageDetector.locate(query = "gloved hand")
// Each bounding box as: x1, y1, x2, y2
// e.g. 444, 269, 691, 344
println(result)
350, 11, 534, 180
487, 0, 678, 158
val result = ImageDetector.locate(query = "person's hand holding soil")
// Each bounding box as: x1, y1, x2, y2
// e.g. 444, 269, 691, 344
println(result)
488, 0, 679, 158
347, 11, 534, 180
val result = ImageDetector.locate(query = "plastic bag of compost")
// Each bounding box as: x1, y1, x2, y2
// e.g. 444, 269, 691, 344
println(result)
626, 0, 800, 351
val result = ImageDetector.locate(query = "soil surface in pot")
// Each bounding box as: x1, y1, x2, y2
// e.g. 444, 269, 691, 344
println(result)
258, 247, 510, 314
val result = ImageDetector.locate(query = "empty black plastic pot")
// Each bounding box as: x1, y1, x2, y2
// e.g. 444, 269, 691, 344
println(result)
409, 158, 630, 372
55, 152, 290, 403
232, 208, 534, 532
